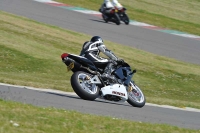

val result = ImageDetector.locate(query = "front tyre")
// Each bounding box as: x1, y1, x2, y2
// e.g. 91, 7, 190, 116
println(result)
71, 71, 100, 100
127, 81, 145, 107
123, 13, 129, 25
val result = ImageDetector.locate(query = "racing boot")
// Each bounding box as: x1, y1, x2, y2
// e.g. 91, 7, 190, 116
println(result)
101, 62, 116, 82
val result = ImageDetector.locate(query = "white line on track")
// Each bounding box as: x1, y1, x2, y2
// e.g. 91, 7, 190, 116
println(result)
0, 82, 200, 113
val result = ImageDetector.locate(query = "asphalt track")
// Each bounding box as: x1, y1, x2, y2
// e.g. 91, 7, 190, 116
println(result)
0, 0, 200, 65
0, 0, 200, 130
0, 84, 200, 130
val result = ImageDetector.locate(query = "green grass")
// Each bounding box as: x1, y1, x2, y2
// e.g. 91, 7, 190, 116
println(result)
0, 99, 199, 133
0, 11, 200, 109
56, 0, 200, 36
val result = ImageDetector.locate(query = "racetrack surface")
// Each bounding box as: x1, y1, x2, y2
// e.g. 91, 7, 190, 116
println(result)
0, 0, 200, 65
1, 0, 200, 130
0, 84, 200, 130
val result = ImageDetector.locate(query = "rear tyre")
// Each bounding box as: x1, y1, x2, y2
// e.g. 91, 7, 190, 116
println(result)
127, 81, 145, 107
71, 71, 100, 100
102, 14, 108, 23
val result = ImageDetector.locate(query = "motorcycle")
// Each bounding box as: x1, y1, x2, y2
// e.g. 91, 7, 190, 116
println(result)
101, 7, 129, 25
61, 53, 146, 107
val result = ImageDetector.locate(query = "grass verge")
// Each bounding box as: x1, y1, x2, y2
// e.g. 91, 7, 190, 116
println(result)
0, 99, 199, 133
56, 0, 200, 36
0, 11, 200, 109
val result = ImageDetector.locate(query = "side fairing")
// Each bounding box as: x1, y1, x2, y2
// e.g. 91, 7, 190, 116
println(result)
101, 84, 128, 101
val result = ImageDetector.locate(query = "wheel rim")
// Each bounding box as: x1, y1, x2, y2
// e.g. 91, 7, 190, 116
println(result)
78, 73, 98, 94
128, 82, 145, 103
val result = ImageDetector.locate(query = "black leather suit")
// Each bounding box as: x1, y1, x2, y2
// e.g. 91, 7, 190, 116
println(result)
80, 41, 118, 76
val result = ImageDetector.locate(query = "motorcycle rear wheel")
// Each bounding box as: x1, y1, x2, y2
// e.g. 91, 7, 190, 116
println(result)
127, 81, 145, 107
102, 14, 108, 23
71, 71, 100, 100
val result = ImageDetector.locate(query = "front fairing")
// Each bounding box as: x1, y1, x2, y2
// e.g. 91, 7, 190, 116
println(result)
113, 63, 133, 86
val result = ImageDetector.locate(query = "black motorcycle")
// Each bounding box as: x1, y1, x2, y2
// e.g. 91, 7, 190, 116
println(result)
61, 53, 146, 107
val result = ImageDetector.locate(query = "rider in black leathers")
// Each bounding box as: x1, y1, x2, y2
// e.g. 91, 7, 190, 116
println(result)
80, 36, 124, 81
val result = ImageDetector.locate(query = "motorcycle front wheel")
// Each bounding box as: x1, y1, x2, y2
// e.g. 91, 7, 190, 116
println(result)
127, 81, 145, 107
71, 71, 100, 100
122, 13, 129, 25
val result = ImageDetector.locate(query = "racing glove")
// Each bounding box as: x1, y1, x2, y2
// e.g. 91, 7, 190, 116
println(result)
116, 58, 124, 65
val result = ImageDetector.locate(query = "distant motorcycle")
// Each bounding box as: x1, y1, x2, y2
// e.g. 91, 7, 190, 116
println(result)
101, 7, 129, 25
61, 52, 146, 107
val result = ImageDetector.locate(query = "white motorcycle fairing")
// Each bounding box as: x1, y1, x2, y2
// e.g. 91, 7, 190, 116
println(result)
100, 84, 128, 102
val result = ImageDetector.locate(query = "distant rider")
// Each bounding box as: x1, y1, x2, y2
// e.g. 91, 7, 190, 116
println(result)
80, 36, 124, 81
99, 0, 123, 13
